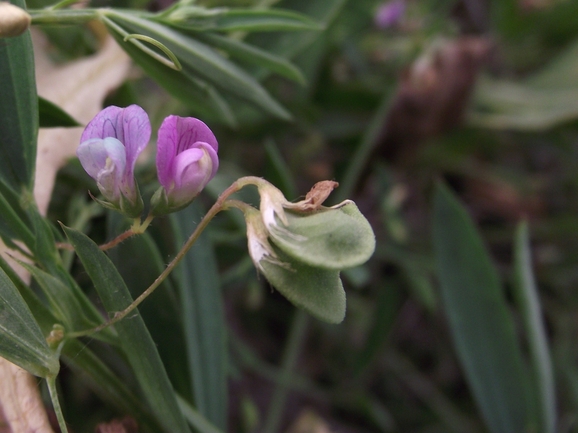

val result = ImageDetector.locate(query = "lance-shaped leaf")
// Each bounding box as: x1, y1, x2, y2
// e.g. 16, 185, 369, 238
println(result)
195, 32, 305, 84
269, 202, 375, 270
158, 7, 322, 32
38, 96, 81, 128
0, 266, 59, 378
103, 10, 291, 120
0, 0, 37, 192
171, 203, 228, 429
433, 182, 531, 433
105, 25, 236, 126
22, 264, 105, 333
513, 222, 556, 433
0, 178, 34, 250
62, 225, 189, 433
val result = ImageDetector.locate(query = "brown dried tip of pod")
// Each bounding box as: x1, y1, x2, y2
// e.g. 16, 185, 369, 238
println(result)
286, 180, 340, 212
0, 2, 31, 38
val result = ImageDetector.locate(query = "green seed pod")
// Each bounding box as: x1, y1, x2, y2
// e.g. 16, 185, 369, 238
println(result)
0, 2, 31, 38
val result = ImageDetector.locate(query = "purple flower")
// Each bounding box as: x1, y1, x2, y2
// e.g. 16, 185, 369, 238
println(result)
375, 0, 405, 29
77, 105, 150, 215
154, 115, 219, 212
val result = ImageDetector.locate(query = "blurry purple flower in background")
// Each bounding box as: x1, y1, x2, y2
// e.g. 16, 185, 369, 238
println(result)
77, 105, 150, 213
155, 115, 219, 212
375, 0, 405, 29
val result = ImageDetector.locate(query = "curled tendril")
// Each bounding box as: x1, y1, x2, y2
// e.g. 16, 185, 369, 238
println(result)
123, 34, 182, 71
100, 15, 182, 71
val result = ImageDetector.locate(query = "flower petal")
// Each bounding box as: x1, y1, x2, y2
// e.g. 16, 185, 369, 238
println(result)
156, 115, 218, 190
169, 143, 218, 204
156, 115, 178, 189
77, 137, 126, 201
80, 105, 150, 179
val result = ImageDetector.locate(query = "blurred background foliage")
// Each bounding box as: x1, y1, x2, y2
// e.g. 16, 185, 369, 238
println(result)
31, 0, 578, 431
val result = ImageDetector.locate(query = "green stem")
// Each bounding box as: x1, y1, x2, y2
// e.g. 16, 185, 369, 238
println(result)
46, 375, 69, 433
131, 214, 154, 234
29, 8, 99, 25
262, 309, 309, 433
384, 350, 481, 433
68, 178, 252, 338
335, 88, 395, 202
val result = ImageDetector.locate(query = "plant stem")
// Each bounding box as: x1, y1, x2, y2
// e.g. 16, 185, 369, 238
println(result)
335, 88, 395, 202
29, 8, 99, 25
47, 0, 85, 11
57, 214, 154, 252
262, 309, 309, 433
98, 229, 136, 250
47, 375, 69, 433
68, 178, 250, 338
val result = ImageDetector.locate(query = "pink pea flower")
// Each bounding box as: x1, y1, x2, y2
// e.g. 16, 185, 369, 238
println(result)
152, 115, 219, 214
77, 105, 150, 216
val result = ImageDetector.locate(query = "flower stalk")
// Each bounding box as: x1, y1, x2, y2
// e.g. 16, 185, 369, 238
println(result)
67, 178, 245, 338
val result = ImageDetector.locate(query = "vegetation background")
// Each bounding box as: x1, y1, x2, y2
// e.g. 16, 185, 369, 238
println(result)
3, 0, 578, 432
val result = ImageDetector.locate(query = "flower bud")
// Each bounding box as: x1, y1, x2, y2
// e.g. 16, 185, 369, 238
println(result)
0, 2, 31, 38
152, 115, 218, 214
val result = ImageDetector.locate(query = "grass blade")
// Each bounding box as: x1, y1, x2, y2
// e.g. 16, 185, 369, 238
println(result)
171, 203, 228, 430
513, 222, 556, 433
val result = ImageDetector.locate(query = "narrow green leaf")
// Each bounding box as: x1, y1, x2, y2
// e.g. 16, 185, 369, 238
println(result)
0, 266, 59, 377
433, 182, 530, 433
104, 10, 291, 120
0, 251, 125, 433
0, 0, 37, 191
177, 394, 226, 433
0, 253, 56, 334
38, 96, 81, 127
248, 0, 346, 66
196, 32, 305, 84
27, 210, 118, 345
106, 212, 190, 398
162, 7, 322, 32
171, 203, 228, 430
353, 280, 403, 376
62, 225, 189, 433
105, 21, 237, 126
0, 178, 34, 249
23, 264, 103, 332
62, 339, 165, 432
264, 139, 298, 197
269, 202, 376, 270
262, 309, 308, 433
513, 222, 556, 433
